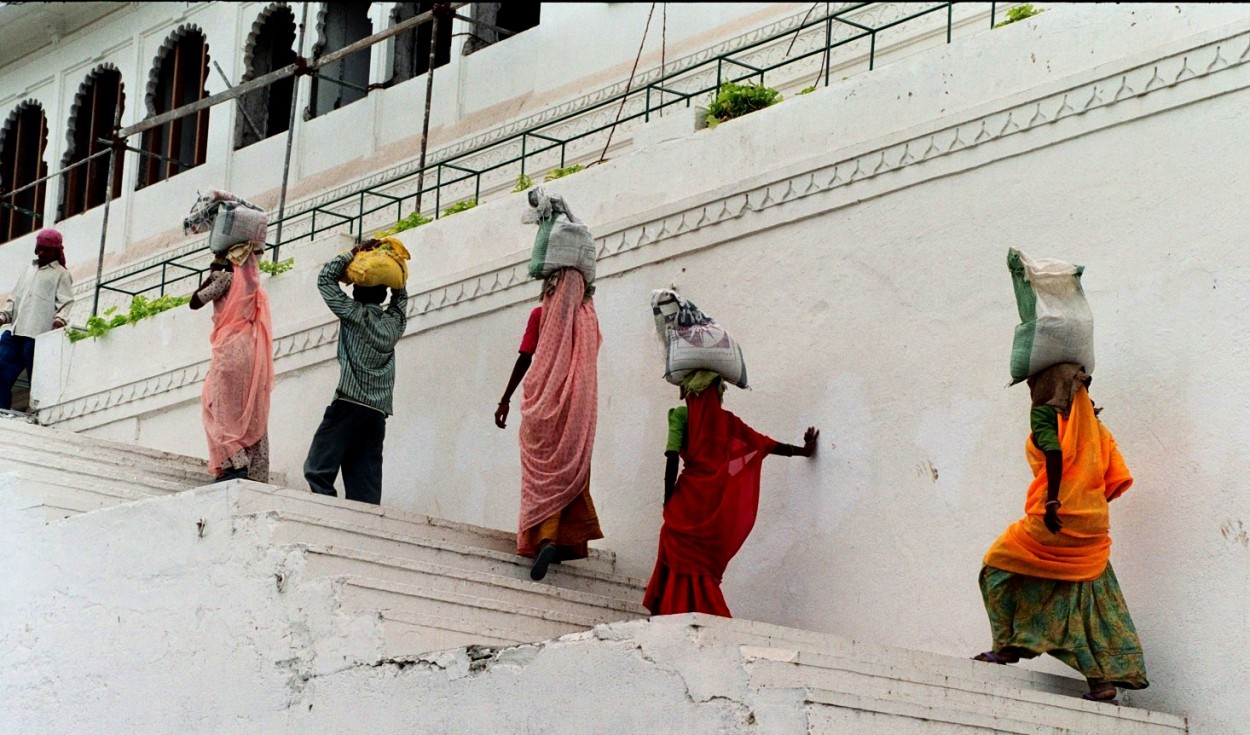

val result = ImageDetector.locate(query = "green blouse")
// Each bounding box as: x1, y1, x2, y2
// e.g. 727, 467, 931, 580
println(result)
1030, 405, 1061, 453
666, 406, 688, 453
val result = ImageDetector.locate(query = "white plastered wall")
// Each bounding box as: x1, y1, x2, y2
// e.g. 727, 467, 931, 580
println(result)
20, 3, 1250, 733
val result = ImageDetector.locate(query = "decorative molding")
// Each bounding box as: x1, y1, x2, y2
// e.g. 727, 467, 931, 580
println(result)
143, 24, 208, 117
42, 19, 1250, 427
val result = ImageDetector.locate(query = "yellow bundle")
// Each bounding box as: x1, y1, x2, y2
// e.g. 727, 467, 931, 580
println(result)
343, 236, 410, 289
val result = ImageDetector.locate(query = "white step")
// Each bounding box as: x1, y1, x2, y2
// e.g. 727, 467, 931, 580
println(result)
687, 613, 1089, 699
300, 544, 648, 621
0, 424, 213, 485
236, 485, 618, 570
800, 690, 1180, 735
746, 649, 1185, 735
338, 576, 637, 655
0, 417, 210, 476
264, 509, 639, 599
379, 610, 531, 652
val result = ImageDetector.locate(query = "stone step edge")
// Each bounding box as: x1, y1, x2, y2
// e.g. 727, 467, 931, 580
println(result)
801, 685, 1185, 735
686, 614, 1084, 695
0, 420, 208, 469
302, 543, 649, 614
337, 575, 638, 630
236, 484, 617, 566
380, 609, 541, 648
262, 508, 642, 588
1, 434, 212, 485
3, 454, 192, 494
743, 649, 1185, 729
719, 629, 1086, 698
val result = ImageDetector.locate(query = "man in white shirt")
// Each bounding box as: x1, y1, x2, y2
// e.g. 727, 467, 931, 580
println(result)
0, 228, 74, 411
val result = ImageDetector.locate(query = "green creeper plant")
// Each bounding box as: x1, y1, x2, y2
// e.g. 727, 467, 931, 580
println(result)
513, 173, 533, 192
543, 164, 584, 182
706, 81, 782, 128
442, 198, 478, 216
797, 86, 817, 96
258, 257, 295, 276
67, 294, 192, 343
374, 210, 433, 238
995, 4, 1044, 28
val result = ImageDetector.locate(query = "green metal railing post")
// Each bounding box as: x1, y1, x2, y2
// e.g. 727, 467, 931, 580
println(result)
947, 4, 953, 43
824, 16, 833, 87
991, 2, 997, 28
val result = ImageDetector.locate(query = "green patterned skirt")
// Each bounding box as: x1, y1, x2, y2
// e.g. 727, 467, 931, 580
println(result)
979, 563, 1149, 689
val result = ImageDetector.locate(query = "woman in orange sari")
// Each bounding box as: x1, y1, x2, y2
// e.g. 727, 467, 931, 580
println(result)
974, 363, 1148, 705
495, 268, 603, 580
644, 370, 818, 617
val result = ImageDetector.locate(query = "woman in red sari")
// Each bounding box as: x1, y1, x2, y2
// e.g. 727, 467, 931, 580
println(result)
644, 370, 818, 617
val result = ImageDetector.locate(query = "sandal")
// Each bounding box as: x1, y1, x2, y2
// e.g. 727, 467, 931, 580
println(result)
972, 651, 1018, 665
1082, 683, 1119, 705
530, 542, 557, 581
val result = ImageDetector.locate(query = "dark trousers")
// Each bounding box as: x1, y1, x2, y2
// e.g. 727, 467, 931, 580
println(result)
303, 399, 387, 505
0, 332, 35, 411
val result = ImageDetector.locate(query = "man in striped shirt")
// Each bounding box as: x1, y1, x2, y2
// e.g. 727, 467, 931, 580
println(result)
303, 241, 408, 505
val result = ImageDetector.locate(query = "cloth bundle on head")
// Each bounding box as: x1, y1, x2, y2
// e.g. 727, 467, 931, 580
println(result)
651, 289, 748, 389
35, 228, 66, 266
524, 186, 596, 287
343, 236, 410, 289
184, 189, 268, 254
1028, 362, 1091, 417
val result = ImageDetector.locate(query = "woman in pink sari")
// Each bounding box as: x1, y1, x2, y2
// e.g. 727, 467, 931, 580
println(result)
495, 268, 603, 580
191, 245, 274, 482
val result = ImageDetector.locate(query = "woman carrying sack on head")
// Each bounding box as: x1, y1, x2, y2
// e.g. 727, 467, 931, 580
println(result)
191, 242, 274, 483
973, 363, 1149, 705
495, 267, 603, 581
644, 370, 818, 617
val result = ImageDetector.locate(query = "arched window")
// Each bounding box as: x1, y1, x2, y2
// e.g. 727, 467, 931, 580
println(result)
61, 66, 125, 220
237, 3, 298, 149
0, 101, 49, 244
390, 2, 451, 85
137, 26, 211, 189
462, 3, 540, 56
310, 3, 372, 118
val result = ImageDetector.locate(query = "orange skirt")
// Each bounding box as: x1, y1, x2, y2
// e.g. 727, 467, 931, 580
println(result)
518, 483, 603, 560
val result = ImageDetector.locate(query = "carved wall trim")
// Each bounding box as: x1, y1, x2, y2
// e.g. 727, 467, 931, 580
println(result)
41, 21, 1250, 427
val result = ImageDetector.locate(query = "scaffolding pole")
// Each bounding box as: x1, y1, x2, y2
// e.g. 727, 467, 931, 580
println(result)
91, 103, 125, 316
415, 4, 451, 214
273, 0, 310, 261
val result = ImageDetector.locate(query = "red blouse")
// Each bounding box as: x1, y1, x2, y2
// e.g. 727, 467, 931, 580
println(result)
518, 306, 542, 355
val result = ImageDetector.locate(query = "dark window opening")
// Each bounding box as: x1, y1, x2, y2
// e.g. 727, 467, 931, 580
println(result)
137, 29, 211, 189
0, 102, 49, 244
462, 2, 540, 56
390, 2, 451, 85
61, 68, 125, 220
237, 4, 298, 149
310, 3, 372, 118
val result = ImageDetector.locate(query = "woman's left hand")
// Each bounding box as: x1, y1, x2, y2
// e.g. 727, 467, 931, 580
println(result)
801, 427, 820, 457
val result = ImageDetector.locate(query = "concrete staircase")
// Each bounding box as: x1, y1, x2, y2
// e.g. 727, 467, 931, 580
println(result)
0, 413, 213, 519
0, 420, 1189, 732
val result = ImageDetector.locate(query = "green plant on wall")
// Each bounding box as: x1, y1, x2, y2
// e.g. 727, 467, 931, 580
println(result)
512, 173, 533, 192
797, 86, 817, 96
442, 198, 477, 216
374, 210, 432, 238
543, 164, 584, 182
258, 257, 295, 276
995, 4, 1044, 28
67, 294, 192, 343
706, 81, 782, 127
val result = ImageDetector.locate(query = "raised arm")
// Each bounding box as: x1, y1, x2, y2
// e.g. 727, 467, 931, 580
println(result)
318, 252, 358, 320
770, 427, 819, 457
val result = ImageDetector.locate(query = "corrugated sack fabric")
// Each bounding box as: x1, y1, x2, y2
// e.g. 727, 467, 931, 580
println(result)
651, 289, 748, 389
183, 189, 269, 254
524, 186, 596, 287
1007, 247, 1094, 384
343, 236, 411, 290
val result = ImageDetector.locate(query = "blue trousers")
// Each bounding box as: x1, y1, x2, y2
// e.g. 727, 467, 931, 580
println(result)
0, 331, 35, 411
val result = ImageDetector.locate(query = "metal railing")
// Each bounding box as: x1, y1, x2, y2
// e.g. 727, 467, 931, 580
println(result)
93, 2, 1002, 306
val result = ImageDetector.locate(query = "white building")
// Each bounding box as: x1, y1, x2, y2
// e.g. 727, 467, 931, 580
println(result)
2, 2, 1249, 733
